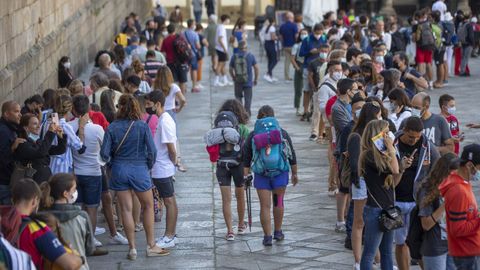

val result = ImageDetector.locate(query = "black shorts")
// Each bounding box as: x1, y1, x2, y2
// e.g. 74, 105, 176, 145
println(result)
216, 49, 227, 62
152, 177, 175, 198
167, 63, 189, 83
216, 164, 245, 187
434, 48, 445, 65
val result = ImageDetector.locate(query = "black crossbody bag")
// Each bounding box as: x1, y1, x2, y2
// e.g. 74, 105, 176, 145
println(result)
367, 185, 404, 232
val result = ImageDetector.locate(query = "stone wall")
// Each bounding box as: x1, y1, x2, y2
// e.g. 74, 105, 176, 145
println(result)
0, 0, 152, 103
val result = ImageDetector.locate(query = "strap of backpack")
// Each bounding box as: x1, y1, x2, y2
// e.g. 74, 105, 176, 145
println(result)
12, 217, 31, 247
320, 81, 336, 92
146, 114, 153, 124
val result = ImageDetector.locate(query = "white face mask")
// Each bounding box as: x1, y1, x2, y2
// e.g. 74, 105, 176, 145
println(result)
162, 31, 168, 36
68, 190, 78, 204
300, 34, 308, 40
340, 57, 347, 63
64, 62, 71, 69
332, 71, 343, 81
354, 110, 361, 119
411, 108, 422, 117
319, 52, 328, 59
447, 106, 456, 115
375, 56, 384, 63
28, 133, 40, 142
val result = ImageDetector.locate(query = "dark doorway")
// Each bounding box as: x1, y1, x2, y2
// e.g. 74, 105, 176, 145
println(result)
275, 0, 303, 14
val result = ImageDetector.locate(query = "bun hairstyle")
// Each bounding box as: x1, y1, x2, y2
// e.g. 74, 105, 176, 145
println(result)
54, 94, 73, 116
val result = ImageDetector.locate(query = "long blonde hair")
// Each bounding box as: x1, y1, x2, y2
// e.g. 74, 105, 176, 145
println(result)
153, 65, 174, 96
359, 119, 394, 188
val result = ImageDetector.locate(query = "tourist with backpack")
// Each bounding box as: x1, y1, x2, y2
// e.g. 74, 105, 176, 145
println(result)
161, 24, 191, 95
242, 105, 298, 246
439, 144, 480, 269
204, 100, 250, 241
458, 14, 475, 76
229, 41, 259, 116
410, 153, 457, 270
413, 9, 435, 87
8, 178, 84, 269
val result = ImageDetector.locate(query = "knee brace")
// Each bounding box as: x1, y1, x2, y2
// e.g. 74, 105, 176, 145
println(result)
273, 194, 284, 208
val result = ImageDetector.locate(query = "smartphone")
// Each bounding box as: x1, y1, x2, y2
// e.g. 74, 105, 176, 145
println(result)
409, 148, 418, 159
51, 112, 59, 126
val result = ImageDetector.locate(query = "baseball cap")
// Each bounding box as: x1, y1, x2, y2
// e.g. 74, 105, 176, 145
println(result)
461, 144, 480, 165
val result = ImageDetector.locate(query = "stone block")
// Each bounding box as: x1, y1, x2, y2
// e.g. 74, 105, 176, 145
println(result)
0, 43, 6, 69
5, 40, 15, 65
22, 6, 31, 32
0, 0, 8, 17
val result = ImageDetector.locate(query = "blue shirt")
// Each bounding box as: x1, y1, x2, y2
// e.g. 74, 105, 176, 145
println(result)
184, 29, 200, 54
232, 31, 244, 54
229, 51, 257, 88
299, 33, 328, 68
279, 21, 298, 47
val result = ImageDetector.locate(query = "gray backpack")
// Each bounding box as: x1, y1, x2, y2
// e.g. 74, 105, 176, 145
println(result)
233, 53, 249, 84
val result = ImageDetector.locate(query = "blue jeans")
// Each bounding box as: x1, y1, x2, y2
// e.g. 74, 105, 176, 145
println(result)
264, 40, 277, 76
453, 256, 480, 270
394, 201, 416, 245
0, 185, 11, 205
194, 11, 202, 23
423, 253, 457, 270
360, 205, 394, 270
75, 175, 102, 208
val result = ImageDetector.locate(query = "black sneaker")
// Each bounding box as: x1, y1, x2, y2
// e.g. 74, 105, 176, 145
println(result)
262, 235, 273, 246
273, 230, 284, 241
344, 236, 352, 250
309, 134, 318, 141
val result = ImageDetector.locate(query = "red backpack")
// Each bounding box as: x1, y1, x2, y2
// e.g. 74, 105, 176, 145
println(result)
173, 34, 193, 63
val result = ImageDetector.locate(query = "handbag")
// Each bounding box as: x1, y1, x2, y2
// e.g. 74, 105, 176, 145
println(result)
10, 162, 37, 186
114, 121, 135, 156
367, 185, 404, 232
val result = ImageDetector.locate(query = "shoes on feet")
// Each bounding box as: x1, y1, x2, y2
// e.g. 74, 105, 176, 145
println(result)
93, 237, 103, 247
156, 235, 177, 248
95, 227, 106, 236
309, 134, 318, 141
328, 189, 338, 197
335, 222, 346, 233
344, 235, 352, 250
127, 248, 137, 260
135, 223, 144, 232
226, 232, 235, 241
109, 232, 128, 245
263, 235, 273, 246
273, 230, 284, 241
146, 245, 170, 257
237, 224, 247, 235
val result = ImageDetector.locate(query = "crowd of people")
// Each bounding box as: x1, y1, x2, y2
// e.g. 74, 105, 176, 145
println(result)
1, 0, 480, 269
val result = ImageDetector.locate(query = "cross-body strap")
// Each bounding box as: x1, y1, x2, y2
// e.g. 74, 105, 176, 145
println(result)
115, 121, 135, 155
366, 180, 396, 210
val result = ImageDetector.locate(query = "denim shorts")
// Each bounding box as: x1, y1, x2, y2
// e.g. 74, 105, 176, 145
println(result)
110, 163, 153, 192
190, 54, 198, 70
423, 253, 456, 270
75, 175, 102, 208
351, 177, 367, 201
394, 201, 416, 245
153, 177, 175, 198
453, 256, 480, 270
254, 171, 289, 191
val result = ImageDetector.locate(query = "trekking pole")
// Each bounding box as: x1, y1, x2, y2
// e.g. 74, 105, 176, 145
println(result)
245, 174, 253, 231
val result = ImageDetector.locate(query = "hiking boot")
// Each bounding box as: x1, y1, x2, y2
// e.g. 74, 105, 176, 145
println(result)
273, 230, 284, 241
262, 235, 273, 246
109, 232, 128, 245
127, 248, 137, 260
344, 235, 352, 250
146, 245, 170, 257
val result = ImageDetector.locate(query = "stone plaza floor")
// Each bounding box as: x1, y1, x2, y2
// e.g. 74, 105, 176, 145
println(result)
88, 40, 480, 269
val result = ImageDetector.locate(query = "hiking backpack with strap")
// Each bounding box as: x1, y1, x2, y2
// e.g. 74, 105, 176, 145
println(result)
233, 53, 249, 84
416, 22, 435, 50
173, 34, 193, 63
251, 117, 289, 177
214, 111, 243, 167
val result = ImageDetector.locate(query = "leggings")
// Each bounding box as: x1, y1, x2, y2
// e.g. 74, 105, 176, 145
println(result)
264, 40, 277, 76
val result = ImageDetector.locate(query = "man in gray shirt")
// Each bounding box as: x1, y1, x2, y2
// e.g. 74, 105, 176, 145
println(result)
332, 78, 356, 140
410, 92, 454, 155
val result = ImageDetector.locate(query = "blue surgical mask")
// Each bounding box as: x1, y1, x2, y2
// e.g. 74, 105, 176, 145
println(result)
319, 52, 328, 59
354, 110, 361, 119
375, 56, 385, 63
300, 34, 308, 40
332, 71, 343, 81
411, 108, 422, 118
471, 165, 480, 182
28, 133, 40, 142
447, 106, 456, 115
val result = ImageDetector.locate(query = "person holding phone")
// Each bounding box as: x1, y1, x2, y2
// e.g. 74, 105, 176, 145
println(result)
393, 116, 440, 270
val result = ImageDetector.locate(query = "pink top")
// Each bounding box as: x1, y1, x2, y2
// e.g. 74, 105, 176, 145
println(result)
142, 113, 158, 136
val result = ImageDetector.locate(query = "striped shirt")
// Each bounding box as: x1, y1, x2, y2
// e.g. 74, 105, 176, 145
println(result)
0, 236, 36, 270
144, 60, 163, 80
49, 118, 84, 174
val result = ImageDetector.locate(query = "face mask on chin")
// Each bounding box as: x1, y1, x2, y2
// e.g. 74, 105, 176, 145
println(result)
146, 106, 157, 115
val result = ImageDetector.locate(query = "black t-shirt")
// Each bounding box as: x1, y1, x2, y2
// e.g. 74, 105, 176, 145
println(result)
395, 138, 421, 202
307, 57, 324, 89
364, 150, 395, 209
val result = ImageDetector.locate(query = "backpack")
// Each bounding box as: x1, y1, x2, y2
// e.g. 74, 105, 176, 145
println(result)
431, 23, 443, 49
251, 117, 289, 177
214, 111, 243, 167
416, 22, 435, 50
457, 23, 468, 44
441, 21, 454, 46
233, 53, 249, 84
405, 205, 423, 260
173, 34, 193, 63
1, 206, 32, 248
390, 31, 407, 53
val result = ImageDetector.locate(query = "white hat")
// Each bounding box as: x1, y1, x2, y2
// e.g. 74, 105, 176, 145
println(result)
444, 12, 453, 22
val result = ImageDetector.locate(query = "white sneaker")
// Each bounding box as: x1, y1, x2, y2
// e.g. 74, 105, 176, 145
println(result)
95, 227, 106, 236
196, 83, 204, 89
353, 263, 360, 270
271, 76, 278, 82
335, 222, 346, 233
93, 237, 103, 247
263, 74, 273, 83
109, 232, 128, 245
214, 81, 225, 87
156, 235, 177, 248
225, 80, 234, 86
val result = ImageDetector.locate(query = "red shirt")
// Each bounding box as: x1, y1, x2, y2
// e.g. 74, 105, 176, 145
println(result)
161, 35, 177, 64
444, 114, 460, 154
88, 111, 109, 131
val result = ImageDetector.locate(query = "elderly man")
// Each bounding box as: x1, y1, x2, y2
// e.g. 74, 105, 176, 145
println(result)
88, 72, 122, 108
94, 53, 121, 80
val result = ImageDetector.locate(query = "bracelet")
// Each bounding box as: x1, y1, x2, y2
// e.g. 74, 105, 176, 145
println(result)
431, 214, 437, 223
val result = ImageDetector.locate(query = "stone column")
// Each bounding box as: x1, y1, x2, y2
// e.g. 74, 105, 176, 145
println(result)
457, 0, 471, 14
379, 0, 396, 17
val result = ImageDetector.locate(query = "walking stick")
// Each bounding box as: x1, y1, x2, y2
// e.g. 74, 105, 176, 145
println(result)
245, 174, 253, 232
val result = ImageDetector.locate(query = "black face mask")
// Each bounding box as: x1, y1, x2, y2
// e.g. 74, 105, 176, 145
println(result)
146, 107, 156, 115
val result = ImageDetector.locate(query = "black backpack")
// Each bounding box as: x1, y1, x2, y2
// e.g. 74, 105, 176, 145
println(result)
406, 205, 423, 260
391, 31, 407, 53
214, 111, 243, 167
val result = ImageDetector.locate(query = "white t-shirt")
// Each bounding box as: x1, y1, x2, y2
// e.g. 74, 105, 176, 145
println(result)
215, 24, 228, 52
263, 25, 276, 41
165, 84, 181, 111
432, 1, 447, 21
151, 113, 177, 179
68, 120, 104, 176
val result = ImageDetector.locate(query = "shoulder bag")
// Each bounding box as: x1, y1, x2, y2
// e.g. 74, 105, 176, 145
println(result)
367, 184, 404, 232
114, 121, 135, 156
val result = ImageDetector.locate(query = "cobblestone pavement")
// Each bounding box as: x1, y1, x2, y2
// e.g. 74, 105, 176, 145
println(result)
88, 37, 480, 269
